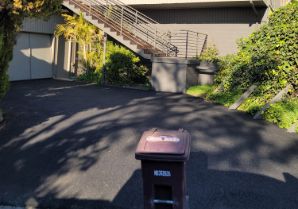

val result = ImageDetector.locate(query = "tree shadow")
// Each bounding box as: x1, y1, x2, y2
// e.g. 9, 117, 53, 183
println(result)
18, 152, 298, 209
0, 80, 297, 208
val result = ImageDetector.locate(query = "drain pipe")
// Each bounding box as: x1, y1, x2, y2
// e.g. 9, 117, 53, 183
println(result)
249, 0, 259, 16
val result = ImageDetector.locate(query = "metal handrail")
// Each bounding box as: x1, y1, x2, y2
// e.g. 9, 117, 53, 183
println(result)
170, 30, 208, 58
66, 0, 178, 56
64, 0, 207, 58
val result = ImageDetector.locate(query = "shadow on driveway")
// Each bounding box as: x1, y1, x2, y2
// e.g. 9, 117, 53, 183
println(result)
0, 79, 297, 208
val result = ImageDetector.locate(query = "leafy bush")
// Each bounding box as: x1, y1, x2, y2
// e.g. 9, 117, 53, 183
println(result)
186, 85, 214, 97
104, 41, 149, 85
238, 96, 266, 115
215, 1, 298, 96
199, 45, 219, 63
78, 70, 102, 84
263, 98, 298, 129
208, 2, 298, 133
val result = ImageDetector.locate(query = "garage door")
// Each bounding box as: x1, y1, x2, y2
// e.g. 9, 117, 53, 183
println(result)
8, 33, 53, 81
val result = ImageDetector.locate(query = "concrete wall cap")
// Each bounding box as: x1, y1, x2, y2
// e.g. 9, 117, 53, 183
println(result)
152, 57, 199, 64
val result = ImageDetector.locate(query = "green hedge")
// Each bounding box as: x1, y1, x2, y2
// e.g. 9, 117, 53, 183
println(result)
104, 41, 149, 85
215, 1, 298, 96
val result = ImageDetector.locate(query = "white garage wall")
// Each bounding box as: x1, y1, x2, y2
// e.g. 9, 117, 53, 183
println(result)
30, 34, 53, 79
8, 34, 31, 81
8, 33, 54, 81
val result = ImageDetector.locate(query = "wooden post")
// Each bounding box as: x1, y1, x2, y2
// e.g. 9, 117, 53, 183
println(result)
229, 85, 257, 110
253, 84, 292, 119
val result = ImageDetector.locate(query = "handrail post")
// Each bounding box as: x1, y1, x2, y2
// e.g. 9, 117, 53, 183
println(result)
89, 2, 91, 16
196, 32, 199, 58
154, 28, 157, 49
167, 31, 171, 56
135, 11, 138, 37
120, 6, 124, 35
185, 31, 189, 59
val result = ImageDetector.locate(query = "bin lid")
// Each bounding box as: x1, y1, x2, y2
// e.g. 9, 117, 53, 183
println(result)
135, 128, 191, 161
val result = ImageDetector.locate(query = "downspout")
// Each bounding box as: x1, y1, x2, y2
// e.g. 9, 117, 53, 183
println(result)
249, 0, 259, 16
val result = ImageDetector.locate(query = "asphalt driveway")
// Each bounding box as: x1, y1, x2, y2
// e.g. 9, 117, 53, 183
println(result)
0, 79, 297, 209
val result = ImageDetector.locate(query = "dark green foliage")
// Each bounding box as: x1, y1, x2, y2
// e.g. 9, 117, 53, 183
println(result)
210, 2, 298, 130
216, 1, 298, 95
187, 2, 298, 132
78, 70, 102, 84
199, 45, 219, 63
104, 41, 149, 85
263, 98, 298, 129
0, 19, 16, 100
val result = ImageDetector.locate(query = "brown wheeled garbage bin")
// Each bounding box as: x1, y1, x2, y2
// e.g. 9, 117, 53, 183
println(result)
135, 128, 191, 209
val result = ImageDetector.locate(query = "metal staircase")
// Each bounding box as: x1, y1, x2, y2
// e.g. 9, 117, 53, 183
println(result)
62, 0, 207, 60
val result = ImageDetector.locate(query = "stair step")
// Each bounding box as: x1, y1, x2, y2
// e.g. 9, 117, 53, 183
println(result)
64, 0, 187, 59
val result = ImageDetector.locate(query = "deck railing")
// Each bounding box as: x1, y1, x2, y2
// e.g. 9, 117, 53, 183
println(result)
65, 0, 207, 58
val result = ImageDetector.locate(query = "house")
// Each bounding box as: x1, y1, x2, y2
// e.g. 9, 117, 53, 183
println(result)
8, 0, 289, 84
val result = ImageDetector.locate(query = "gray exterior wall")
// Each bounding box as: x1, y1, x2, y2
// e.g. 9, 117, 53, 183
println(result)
22, 15, 64, 34
139, 7, 267, 55
269, 0, 290, 9
9, 15, 73, 81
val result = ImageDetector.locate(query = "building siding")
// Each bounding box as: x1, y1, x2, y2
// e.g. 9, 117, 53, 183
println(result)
122, 0, 265, 5
140, 7, 266, 24
139, 7, 266, 55
21, 15, 64, 34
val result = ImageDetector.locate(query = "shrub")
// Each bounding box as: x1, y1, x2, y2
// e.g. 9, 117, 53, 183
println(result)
78, 70, 102, 84
199, 45, 219, 63
263, 98, 298, 129
215, 1, 298, 96
104, 41, 149, 85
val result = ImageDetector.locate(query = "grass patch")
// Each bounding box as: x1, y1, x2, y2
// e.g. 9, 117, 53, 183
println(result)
207, 89, 243, 107
263, 98, 298, 129
238, 96, 266, 115
186, 85, 214, 97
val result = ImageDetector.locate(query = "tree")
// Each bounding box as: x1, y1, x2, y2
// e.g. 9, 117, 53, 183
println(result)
0, 0, 62, 100
55, 13, 103, 71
